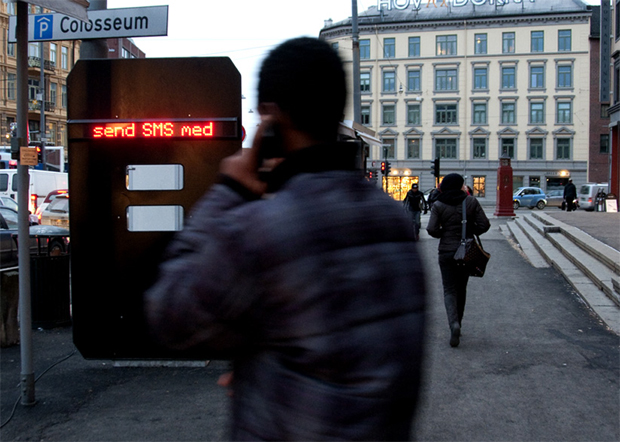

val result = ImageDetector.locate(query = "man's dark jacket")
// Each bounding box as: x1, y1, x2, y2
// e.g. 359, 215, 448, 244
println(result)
145, 144, 426, 440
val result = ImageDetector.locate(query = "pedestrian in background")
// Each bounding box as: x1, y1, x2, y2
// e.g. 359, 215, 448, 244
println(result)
564, 179, 577, 212
145, 37, 426, 441
427, 173, 490, 348
427, 186, 440, 209
403, 183, 428, 240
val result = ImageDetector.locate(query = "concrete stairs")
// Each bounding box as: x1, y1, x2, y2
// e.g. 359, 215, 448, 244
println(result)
500, 212, 620, 335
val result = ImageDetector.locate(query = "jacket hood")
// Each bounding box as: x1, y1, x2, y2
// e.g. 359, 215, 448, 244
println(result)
437, 189, 467, 206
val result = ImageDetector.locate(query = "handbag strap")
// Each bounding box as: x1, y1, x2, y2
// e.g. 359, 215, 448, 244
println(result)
461, 198, 467, 241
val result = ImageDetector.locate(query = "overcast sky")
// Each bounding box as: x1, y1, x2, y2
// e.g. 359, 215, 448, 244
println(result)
106, 0, 601, 145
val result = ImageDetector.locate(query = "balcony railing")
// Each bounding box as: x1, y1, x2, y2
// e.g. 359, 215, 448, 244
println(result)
28, 100, 56, 112
27, 56, 56, 71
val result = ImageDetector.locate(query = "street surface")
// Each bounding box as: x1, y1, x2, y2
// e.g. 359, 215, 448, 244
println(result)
1, 217, 618, 441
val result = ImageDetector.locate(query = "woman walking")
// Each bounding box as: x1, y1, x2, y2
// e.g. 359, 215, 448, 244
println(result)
426, 174, 490, 347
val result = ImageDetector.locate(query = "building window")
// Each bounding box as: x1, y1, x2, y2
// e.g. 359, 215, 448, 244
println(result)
501, 66, 516, 89
530, 65, 545, 89
436, 35, 457, 56
601, 103, 609, 119
383, 71, 396, 92
407, 103, 421, 125
557, 65, 573, 88
382, 104, 396, 125
556, 101, 572, 124
473, 176, 486, 197
382, 138, 396, 158
360, 72, 371, 92
409, 37, 420, 57
407, 138, 421, 159
29, 43, 40, 58
501, 138, 515, 159
556, 138, 571, 159
502, 32, 515, 53
7, 30, 15, 57
361, 105, 371, 125
7, 73, 16, 100
501, 102, 516, 124
331, 42, 339, 51
61, 84, 67, 108
531, 31, 544, 52
49, 43, 57, 66
529, 102, 545, 124
435, 68, 457, 91
474, 67, 487, 90
472, 103, 487, 125
436, 138, 457, 159
435, 103, 458, 124
50, 82, 57, 106
529, 138, 544, 159
558, 30, 571, 52
474, 33, 487, 54
383, 38, 395, 58
360, 39, 370, 59
28, 78, 40, 101
61, 46, 68, 69
407, 70, 421, 91
473, 139, 487, 159
6, 2, 15, 14
600, 134, 610, 154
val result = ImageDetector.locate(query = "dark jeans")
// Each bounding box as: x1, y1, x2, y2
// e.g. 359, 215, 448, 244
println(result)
438, 251, 470, 328
409, 210, 422, 238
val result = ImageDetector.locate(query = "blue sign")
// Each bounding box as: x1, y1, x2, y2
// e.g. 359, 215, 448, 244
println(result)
34, 15, 53, 40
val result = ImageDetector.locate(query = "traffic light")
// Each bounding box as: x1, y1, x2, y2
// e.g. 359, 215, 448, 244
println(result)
381, 161, 386, 174
431, 157, 440, 177
385, 161, 391, 176
36, 146, 43, 163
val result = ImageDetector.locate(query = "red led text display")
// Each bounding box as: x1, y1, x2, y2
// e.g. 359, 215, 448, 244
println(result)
70, 118, 239, 140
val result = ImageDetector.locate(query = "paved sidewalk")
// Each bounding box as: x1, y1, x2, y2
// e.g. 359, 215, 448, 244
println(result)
1, 214, 618, 441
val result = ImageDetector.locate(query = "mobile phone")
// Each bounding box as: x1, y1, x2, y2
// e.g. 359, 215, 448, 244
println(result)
258, 122, 285, 160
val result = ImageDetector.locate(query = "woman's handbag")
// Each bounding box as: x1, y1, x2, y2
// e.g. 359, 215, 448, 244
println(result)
454, 199, 490, 277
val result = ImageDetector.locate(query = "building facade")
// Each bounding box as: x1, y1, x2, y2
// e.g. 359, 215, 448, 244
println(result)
607, 0, 620, 201
320, 0, 593, 204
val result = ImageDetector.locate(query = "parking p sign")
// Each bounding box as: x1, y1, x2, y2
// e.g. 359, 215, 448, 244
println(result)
34, 15, 53, 40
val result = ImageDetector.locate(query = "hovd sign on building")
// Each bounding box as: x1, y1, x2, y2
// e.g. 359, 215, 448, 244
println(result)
8, 6, 168, 42
378, 0, 535, 9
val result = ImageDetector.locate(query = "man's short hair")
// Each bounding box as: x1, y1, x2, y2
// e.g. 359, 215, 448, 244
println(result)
258, 37, 347, 142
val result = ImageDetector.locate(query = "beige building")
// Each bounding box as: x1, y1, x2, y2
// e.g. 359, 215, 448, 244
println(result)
320, 0, 594, 204
0, 2, 81, 152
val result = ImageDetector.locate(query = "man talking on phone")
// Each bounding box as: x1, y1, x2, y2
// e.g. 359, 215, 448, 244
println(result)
145, 37, 426, 441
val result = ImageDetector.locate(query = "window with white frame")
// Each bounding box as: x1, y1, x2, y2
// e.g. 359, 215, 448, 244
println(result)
473, 138, 487, 159
50, 43, 57, 66
29, 43, 39, 58
436, 35, 457, 56
435, 103, 458, 124
472, 102, 487, 125
435, 138, 457, 159
7, 73, 16, 100
529, 102, 545, 124
407, 138, 421, 159
61, 46, 68, 69
502, 32, 515, 53
530, 65, 545, 89
558, 30, 571, 52
556, 101, 572, 124
556, 138, 571, 159
50, 82, 57, 106
382, 104, 396, 125
501, 102, 516, 124
61, 84, 67, 108
407, 103, 421, 125
383, 71, 396, 92
361, 72, 371, 92
529, 138, 544, 159
384, 38, 395, 58
361, 105, 371, 125
474, 34, 487, 55
531, 31, 544, 52
407, 69, 421, 92
360, 39, 370, 59
435, 68, 458, 91
409, 37, 420, 57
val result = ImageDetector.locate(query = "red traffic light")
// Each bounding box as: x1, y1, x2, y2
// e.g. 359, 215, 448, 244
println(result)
381, 161, 386, 172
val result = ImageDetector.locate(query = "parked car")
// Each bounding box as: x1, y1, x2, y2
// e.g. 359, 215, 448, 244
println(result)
513, 187, 547, 210
578, 183, 609, 211
0, 207, 69, 269
0, 196, 39, 224
35, 189, 68, 223
40, 194, 69, 229
545, 189, 565, 208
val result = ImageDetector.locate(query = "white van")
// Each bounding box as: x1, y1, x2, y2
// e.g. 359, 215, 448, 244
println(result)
0, 169, 68, 214
578, 183, 609, 211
